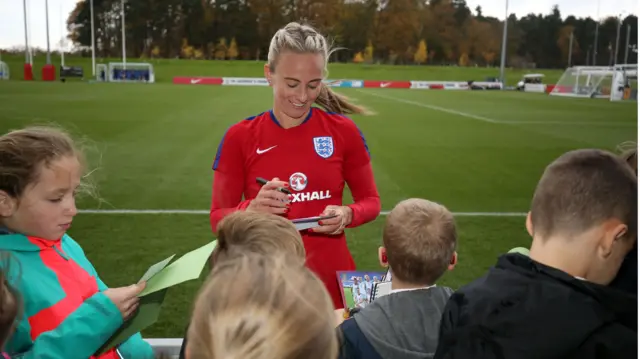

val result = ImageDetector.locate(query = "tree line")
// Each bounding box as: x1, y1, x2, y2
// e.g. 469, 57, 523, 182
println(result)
62, 0, 638, 69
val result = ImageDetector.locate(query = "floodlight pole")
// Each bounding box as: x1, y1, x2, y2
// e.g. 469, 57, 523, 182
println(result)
121, 0, 126, 69
499, 0, 508, 87
613, 15, 622, 65
23, 0, 29, 64
45, 0, 51, 65
568, 31, 574, 67
624, 24, 631, 64
60, 3, 65, 67
90, 0, 96, 75
592, 0, 600, 65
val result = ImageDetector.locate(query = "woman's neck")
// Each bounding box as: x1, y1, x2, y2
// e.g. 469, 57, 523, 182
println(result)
272, 107, 310, 129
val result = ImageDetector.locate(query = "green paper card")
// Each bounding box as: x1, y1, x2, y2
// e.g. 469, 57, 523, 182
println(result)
138, 254, 176, 283
96, 288, 168, 355
95, 240, 217, 355
139, 241, 216, 297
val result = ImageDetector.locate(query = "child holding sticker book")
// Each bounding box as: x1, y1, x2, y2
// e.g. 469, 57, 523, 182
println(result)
209, 22, 381, 309
0, 126, 153, 359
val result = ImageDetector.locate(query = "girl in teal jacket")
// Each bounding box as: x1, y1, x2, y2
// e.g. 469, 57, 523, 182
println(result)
0, 126, 154, 359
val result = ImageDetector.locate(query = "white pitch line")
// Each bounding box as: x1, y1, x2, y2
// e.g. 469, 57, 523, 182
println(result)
78, 209, 527, 217
357, 90, 635, 127
356, 89, 500, 124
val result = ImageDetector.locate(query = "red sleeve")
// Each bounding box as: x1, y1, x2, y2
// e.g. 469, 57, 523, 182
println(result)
342, 120, 381, 228
209, 126, 252, 233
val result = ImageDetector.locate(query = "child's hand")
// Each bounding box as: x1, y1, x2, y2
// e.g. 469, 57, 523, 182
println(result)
103, 282, 146, 320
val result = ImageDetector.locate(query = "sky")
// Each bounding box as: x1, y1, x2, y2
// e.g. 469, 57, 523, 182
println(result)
0, 0, 637, 50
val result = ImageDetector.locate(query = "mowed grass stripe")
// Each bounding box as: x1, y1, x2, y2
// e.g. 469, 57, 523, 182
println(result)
77, 209, 527, 216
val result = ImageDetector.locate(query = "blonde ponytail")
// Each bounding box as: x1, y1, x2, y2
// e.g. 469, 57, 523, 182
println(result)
315, 85, 369, 115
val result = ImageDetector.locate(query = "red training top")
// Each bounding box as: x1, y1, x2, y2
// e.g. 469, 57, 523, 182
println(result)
209, 107, 381, 308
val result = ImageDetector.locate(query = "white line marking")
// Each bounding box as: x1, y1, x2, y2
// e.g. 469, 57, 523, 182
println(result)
356, 90, 499, 123
357, 90, 636, 127
78, 209, 527, 217
510, 120, 636, 126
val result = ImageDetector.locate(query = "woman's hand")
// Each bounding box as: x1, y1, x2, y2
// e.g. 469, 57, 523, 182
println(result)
247, 177, 290, 215
312, 205, 353, 235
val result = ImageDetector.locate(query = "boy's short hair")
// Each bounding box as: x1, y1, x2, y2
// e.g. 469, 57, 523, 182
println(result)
383, 198, 457, 286
530, 149, 637, 240
210, 211, 306, 267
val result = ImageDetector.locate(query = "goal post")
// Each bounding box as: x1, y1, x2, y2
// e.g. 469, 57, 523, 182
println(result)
0, 61, 9, 80
610, 64, 638, 102
549, 66, 613, 99
98, 62, 155, 83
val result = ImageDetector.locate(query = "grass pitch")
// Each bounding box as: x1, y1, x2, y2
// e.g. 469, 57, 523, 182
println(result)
0, 61, 636, 337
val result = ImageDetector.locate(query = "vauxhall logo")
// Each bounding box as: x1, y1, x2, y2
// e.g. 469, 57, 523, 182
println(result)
289, 172, 331, 203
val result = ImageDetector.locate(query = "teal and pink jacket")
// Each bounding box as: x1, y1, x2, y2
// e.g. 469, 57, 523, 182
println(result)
0, 232, 154, 359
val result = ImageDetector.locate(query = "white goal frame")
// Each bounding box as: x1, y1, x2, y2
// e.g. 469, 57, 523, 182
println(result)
549, 66, 614, 99
0, 61, 9, 80
101, 62, 155, 83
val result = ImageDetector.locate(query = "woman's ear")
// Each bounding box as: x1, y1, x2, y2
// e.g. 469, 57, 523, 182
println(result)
264, 63, 273, 86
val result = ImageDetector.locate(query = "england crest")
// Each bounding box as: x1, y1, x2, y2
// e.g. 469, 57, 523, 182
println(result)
313, 136, 334, 159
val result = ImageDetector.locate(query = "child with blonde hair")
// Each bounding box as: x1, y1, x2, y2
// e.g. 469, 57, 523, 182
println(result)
177, 210, 306, 359
0, 126, 153, 359
185, 253, 337, 359
209, 210, 306, 264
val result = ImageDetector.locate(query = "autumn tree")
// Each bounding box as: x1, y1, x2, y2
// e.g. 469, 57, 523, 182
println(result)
227, 37, 239, 60
376, 0, 421, 59
459, 53, 469, 66
469, 19, 500, 65
181, 38, 194, 59
557, 25, 580, 66
364, 40, 374, 63
353, 52, 364, 63
414, 40, 427, 64
63, 0, 638, 67
215, 38, 228, 60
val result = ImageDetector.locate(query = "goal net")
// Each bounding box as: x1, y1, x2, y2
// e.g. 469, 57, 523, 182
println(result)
101, 62, 155, 83
549, 66, 613, 99
610, 64, 638, 102
96, 64, 108, 82
0, 61, 9, 80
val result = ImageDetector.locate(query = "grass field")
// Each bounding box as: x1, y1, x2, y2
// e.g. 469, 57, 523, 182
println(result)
1, 54, 566, 85
0, 60, 637, 338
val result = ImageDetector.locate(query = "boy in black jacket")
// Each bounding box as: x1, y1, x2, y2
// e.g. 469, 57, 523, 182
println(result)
434, 149, 637, 359
339, 198, 458, 359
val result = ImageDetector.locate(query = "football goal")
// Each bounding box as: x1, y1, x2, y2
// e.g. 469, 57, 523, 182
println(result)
549, 64, 637, 101
96, 62, 155, 83
549, 66, 613, 99
0, 61, 9, 80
